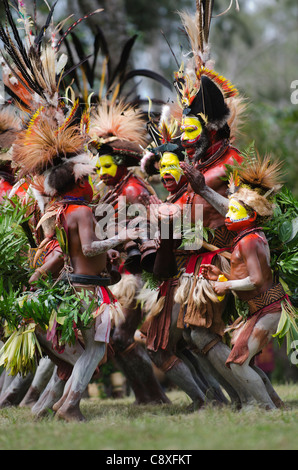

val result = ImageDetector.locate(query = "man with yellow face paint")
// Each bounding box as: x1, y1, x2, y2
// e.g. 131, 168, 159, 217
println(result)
93, 142, 153, 208
146, 72, 258, 408
184, 153, 287, 409
225, 198, 257, 232
96, 153, 118, 184
139, 129, 236, 410
180, 115, 203, 161
159, 151, 187, 195
88, 102, 170, 406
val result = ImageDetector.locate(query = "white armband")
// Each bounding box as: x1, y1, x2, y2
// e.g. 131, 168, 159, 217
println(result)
228, 277, 256, 291
83, 235, 122, 257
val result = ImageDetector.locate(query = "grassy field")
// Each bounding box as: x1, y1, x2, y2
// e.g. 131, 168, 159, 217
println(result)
0, 383, 297, 451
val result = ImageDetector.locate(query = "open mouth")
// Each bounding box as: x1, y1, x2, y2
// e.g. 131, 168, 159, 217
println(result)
162, 175, 177, 188
100, 175, 112, 183
181, 135, 201, 147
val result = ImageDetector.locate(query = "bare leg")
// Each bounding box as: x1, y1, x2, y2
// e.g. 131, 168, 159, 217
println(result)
54, 324, 106, 422
229, 313, 281, 410
19, 357, 55, 408
251, 364, 284, 408
0, 370, 6, 394
31, 366, 66, 417
145, 300, 209, 408
0, 371, 15, 395
148, 348, 205, 409
230, 361, 276, 409
178, 348, 229, 405
0, 373, 33, 408
189, 327, 255, 407
113, 299, 170, 405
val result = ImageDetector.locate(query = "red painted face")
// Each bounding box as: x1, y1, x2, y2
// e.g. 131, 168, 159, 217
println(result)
159, 152, 187, 194
161, 174, 187, 194
64, 179, 94, 202
99, 164, 127, 187
225, 198, 257, 232
225, 216, 257, 232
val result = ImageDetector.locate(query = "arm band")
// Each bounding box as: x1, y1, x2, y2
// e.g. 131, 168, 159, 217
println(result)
83, 235, 123, 257
228, 276, 256, 291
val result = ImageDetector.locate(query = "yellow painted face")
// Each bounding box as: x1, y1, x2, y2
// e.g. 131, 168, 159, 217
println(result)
96, 154, 117, 178
159, 152, 183, 184
180, 116, 202, 145
226, 198, 249, 222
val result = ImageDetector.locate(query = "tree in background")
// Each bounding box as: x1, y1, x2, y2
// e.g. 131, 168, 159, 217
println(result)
71, 0, 297, 195
0, 0, 296, 194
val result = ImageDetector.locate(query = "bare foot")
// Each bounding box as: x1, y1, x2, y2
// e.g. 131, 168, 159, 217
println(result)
55, 404, 86, 422
0, 397, 14, 408
52, 394, 67, 412
54, 391, 86, 422
19, 386, 40, 408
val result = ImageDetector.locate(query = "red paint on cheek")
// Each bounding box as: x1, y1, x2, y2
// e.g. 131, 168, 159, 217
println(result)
225, 216, 257, 232
101, 166, 128, 186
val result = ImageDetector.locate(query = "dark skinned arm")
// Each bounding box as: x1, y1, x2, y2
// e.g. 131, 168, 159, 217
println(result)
29, 250, 64, 284
180, 161, 229, 216
77, 206, 141, 257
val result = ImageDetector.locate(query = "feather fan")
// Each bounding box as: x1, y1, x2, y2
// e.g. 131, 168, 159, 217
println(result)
12, 117, 86, 177
233, 152, 283, 195
89, 100, 148, 147
178, 0, 214, 73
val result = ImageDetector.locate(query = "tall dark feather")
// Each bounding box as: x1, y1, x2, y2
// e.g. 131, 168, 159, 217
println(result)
2, 0, 32, 72
70, 32, 93, 85
91, 27, 111, 88
55, 9, 103, 51
202, 0, 214, 43
62, 55, 92, 81
34, 0, 58, 47
122, 69, 172, 91
108, 34, 138, 88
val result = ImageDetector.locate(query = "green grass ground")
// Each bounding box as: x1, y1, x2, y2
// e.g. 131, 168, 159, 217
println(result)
0, 383, 297, 450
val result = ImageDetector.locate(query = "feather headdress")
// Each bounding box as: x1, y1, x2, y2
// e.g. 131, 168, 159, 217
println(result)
140, 103, 185, 176
174, 1, 214, 104
174, 2, 244, 136
0, 0, 102, 112
12, 108, 95, 196
228, 151, 284, 217
89, 100, 149, 166
178, 2, 214, 76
